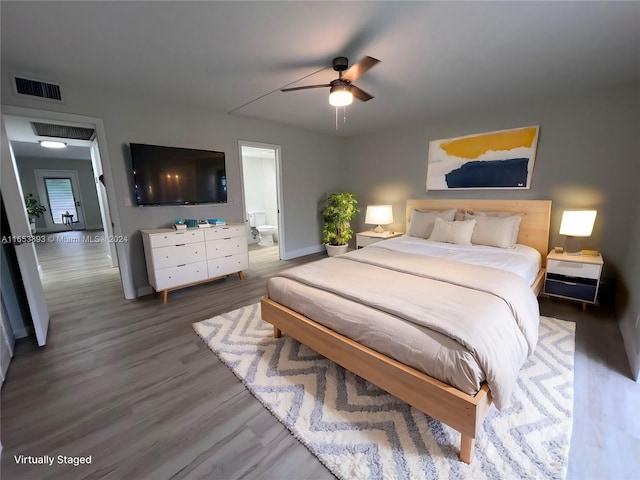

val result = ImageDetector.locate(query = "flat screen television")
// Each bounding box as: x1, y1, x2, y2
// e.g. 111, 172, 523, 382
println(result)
130, 143, 227, 206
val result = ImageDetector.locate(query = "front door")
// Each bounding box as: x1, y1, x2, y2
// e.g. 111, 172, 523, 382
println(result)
34, 169, 86, 230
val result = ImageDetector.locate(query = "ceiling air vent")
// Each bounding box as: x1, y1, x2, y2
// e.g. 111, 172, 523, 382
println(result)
12, 74, 63, 102
31, 122, 95, 141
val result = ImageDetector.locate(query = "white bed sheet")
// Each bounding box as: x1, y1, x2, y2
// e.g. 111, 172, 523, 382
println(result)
369, 236, 542, 285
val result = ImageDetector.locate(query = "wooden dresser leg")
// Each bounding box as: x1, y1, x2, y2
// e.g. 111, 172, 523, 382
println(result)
162, 290, 168, 304
460, 434, 474, 464
273, 326, 282, 339
238, 271, 244, 280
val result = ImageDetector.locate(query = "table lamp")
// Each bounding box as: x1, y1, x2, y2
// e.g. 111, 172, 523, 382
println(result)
365, 205, 393, 233
559, 210, 597, 255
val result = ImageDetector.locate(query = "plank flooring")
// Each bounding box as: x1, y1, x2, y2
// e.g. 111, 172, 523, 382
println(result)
1, 231, 638, 479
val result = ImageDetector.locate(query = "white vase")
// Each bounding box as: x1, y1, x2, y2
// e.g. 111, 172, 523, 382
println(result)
325, 244, 348, 257
29, 221, 36, 234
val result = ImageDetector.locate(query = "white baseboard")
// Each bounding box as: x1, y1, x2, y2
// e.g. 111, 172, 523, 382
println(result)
12, 327, 29, 339
282, 245, 325, 260
137, 285, 153, 298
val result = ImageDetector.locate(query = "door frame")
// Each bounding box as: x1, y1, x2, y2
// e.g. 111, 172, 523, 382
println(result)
34, 169, 87, 231
238, 140, 284, 260
1, 105, 135, 299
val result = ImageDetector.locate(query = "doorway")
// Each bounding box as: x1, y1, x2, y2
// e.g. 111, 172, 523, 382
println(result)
1, 106, 135, 347
239, 141, 283, 264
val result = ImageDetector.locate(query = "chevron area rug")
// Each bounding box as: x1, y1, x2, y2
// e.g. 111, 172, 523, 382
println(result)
193, 303, 575, 480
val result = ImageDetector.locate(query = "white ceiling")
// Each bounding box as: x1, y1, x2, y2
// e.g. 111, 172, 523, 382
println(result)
2, 1, 639, 137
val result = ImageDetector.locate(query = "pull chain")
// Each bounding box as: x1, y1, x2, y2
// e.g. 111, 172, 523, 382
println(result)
334, 106, 348, 130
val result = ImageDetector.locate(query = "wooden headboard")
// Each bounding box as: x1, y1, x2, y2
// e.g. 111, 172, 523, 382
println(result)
405, 199, 551, 266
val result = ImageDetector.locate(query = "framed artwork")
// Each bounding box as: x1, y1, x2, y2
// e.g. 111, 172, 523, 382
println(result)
426, 125, 539, 190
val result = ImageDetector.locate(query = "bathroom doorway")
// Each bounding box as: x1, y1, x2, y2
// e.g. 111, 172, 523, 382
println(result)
239, 141, 283, 263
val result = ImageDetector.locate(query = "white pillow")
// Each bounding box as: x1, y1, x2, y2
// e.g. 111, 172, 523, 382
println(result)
464, 213, 522, 248
407, 208, 457, 238
429, 217, 476, 245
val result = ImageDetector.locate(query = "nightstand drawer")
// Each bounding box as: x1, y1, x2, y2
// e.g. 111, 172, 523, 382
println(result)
544, 278, 597, 302
357, 235, 381, 248
547, 259, 601, 279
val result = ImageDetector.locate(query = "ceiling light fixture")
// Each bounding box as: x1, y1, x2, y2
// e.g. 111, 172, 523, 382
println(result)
329, 84, 353, 107
39, 140, 67, 149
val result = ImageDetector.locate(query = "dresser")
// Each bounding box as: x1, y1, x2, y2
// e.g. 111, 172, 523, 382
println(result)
141, 224, 248, 303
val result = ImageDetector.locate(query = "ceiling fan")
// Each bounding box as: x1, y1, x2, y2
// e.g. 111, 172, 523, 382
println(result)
281, 56, 380, 106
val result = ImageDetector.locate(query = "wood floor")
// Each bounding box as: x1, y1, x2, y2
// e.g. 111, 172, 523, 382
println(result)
1, 231, 638, 479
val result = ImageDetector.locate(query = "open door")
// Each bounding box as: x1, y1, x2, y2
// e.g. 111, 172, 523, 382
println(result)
1, 117, 49, 346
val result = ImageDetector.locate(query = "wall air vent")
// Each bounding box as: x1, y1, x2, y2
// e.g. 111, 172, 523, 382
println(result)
31, 122, 95, 141
12, 74, 63, 103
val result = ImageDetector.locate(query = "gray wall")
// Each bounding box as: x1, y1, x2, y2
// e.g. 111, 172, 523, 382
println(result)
14, 155, 102, 230
2, 81, 345, 296
344, 81, 640, 377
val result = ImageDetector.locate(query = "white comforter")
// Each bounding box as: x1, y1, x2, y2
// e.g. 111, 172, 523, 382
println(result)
275, 247, 540, 409
370, 236, 542, 285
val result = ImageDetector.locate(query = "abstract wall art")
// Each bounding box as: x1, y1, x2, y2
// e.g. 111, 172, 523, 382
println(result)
426, 125, 540, 190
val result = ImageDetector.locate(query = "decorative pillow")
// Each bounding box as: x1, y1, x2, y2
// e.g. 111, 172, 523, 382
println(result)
407, 208, 457, 238
464, 213, 522, 248
429, 217, 476, 245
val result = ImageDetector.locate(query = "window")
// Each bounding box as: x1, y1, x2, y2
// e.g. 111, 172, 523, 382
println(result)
44, 177, 77, 224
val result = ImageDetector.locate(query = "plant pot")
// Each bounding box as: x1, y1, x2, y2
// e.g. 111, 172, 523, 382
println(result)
29, 221, 36, 234
326, 244, 348, 257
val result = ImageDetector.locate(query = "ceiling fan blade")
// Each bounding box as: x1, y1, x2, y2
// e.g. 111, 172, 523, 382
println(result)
342, 56, 380, 83
351, 85, 374, 102
281, 84, 331, 92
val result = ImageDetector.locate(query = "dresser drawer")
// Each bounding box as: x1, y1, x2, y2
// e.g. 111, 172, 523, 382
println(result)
205, 225, 245, 241
155, 261, 208, 290
149, 230, 204, 248
207, 254, 249, 278
546, 259, 601, 280
544, 278, 597, 303
152, 243, 205, 269
206, 237, 248, 259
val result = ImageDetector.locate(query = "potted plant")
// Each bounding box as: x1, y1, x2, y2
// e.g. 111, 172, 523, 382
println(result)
321, 192, 359, 257
24, 193, 47, 233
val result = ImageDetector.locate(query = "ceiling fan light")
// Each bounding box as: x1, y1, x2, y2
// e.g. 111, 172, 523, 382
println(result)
329, 86, 353, 107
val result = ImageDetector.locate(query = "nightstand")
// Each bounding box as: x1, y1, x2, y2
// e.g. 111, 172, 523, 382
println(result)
544, 250, 604, 310
356, 230, 404, 248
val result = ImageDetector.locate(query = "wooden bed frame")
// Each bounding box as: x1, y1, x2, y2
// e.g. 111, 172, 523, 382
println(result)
261, 199, 551, 463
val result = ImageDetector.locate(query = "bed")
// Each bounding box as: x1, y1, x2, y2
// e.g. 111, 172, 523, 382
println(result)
260, 199, 551, 463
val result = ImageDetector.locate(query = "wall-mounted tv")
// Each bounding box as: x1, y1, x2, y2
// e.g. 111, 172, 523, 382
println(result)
130, 143, 227, 206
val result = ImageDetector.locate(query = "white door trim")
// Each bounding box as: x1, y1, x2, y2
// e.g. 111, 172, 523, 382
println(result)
1, 117, 50, 346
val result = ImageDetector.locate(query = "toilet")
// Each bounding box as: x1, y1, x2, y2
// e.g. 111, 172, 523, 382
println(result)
248, 210, 277, 247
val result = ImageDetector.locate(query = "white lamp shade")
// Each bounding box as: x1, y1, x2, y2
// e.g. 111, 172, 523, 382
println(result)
559, 210, 597, 237
365, 205, 393, 225
329, 86, 353, 106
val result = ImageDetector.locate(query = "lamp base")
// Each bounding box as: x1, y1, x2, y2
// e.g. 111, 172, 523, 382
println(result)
372, 225, 385, 233
563, 236, 583, 255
